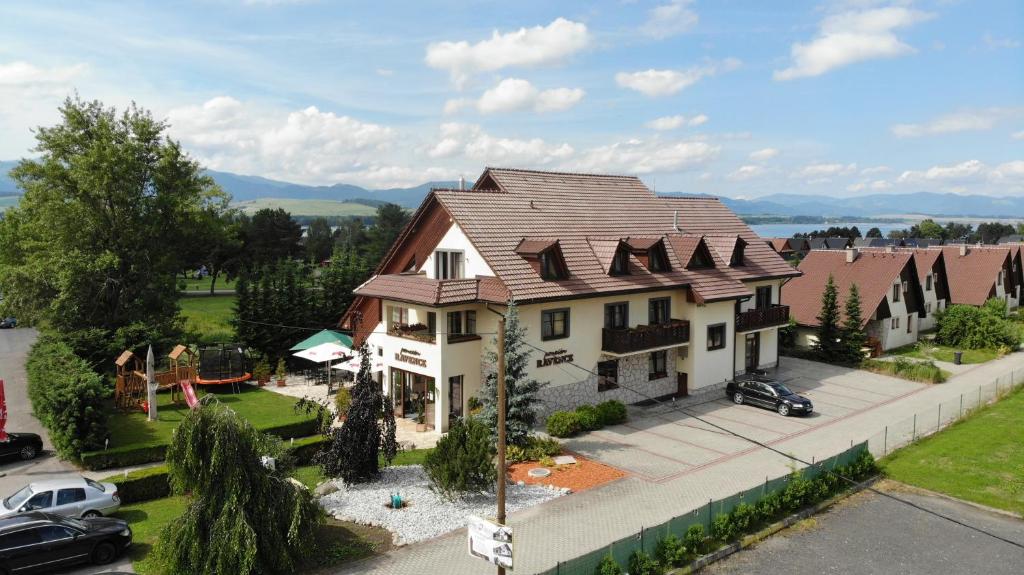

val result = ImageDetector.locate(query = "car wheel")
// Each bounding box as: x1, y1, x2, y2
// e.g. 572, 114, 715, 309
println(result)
19, 445, 37, 460
83, 510, 102, 518
732, 392, 744, 405
777, 403, 790, 416
91, 541, 117, 565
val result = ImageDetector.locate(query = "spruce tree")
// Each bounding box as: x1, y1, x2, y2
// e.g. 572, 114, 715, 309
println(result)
842, 283, 867, 365
481, 300, 546, 446
814, 274, 843, 361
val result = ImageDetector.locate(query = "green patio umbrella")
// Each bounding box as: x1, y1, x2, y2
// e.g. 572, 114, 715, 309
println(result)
289, 329, 354, 352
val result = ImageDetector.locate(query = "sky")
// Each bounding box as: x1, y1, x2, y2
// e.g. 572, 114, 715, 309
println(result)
0, 0, 1022, 197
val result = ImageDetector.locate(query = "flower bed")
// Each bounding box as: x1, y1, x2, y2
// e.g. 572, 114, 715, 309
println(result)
508, 456, 626, 493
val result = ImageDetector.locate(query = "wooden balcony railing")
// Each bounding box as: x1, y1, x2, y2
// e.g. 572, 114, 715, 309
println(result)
602, 319, 690, 355
736, 304, 790, 332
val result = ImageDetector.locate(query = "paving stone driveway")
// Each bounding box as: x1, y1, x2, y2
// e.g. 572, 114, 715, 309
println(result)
564, 360, 925, 482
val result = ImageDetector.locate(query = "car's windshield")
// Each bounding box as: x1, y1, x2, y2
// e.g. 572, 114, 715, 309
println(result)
772, 384, 794, 396
4, 486, 33, 510
84, 478, 104, 492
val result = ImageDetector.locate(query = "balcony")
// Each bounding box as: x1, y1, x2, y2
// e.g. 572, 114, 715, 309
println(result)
389, 323, 436, 343
736, 304, 790, 332
602, 319, 690, 355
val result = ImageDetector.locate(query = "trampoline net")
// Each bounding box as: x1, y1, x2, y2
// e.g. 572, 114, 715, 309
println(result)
198, 344, 250, 381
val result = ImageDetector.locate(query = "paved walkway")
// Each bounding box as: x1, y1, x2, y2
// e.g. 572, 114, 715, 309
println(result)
331, 353, 1024, 575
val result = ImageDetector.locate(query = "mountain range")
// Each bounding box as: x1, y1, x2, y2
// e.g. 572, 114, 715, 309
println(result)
3, 160, 1023, 219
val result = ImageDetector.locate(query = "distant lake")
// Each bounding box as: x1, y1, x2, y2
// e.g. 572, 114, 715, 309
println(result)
750, 223, 905, 239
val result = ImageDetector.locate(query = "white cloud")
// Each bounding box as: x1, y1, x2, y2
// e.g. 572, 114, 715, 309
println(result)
897, 159, 986, 183
847, 179, 891, 192
616, 58, 740, 97
645, 114, 708, 130
749, 147, 779, 161
727, 165, 765, 181
446, 78, 584, 115
990, 160, 1024, 180
774, 6, 932, 81
570, 138, 719, 174
641, 0, 699, 40
425, 18, 590, 88
891, 108, 1024, 138
791, 162, 857, 180
0, 60, 90, 157
982, 33, 1021, 50
427, 122, 573, 166
1013, 131, 1024, 140
0, 60, 86, 86
860, 165, 891, 175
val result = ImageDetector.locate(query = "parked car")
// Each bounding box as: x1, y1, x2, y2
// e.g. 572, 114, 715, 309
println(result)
0, 477, 120, 520
0, 433, 43, 462
0, 318, 15, 329
726, 375, 813, 416
0, 511, 131, 573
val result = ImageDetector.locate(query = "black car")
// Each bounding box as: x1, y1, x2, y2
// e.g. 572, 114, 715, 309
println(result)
0, 511, 131, 573
725, 375, 813, 416
0, 434, 43, 462
0, 319, 15, 329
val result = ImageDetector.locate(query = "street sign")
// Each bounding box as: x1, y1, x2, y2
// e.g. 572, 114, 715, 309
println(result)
467, 515, 513, 570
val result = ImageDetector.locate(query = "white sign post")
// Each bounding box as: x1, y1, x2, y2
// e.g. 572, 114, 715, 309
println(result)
467, 515, 513, 570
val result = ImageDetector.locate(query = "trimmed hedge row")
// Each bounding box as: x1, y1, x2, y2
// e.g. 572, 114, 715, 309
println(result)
546, 400, 627, 438
26, 335, 109, 460
101, 435, 329, 504
82, 418, 321, 470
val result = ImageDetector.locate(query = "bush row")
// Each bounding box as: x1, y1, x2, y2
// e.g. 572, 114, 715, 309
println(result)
26, 335, 109, 460
593, 450, 878, 575
506, 435, 563, 464
546, 401, 627, 438
82, 418, 321, 470
863, 358, 946, 384
101, 435, 329, 504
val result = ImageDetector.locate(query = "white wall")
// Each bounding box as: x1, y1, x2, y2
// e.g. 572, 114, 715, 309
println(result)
677, 299, 735, 391
422, 223, 495, 279
873, 278, 918, 351
918, 271, 943, 332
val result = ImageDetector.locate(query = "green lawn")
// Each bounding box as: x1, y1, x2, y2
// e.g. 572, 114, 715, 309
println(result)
882, 387, 1024, 514
106, 385, 316, 450
179, 294, 236, 343
888, 342, 1000, 365
177, 275, 236, 292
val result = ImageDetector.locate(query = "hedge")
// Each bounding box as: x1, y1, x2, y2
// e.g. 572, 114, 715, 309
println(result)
546, 400, 627, 438
26, 335, 109, 459
81, 418, 321, 470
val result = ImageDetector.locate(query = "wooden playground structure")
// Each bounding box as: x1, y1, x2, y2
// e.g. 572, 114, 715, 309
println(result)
114, 345, 197, 411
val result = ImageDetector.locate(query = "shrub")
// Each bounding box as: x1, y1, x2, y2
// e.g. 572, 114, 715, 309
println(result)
863, 359, 946, 384
595, 400, 628, 426
682, 524, 707, 557
730, 502, 757, 533
655, 534, 688, 567
506, 445, 529, 464
935, 302, 1017, 350
711, 513, 737, 543
781, 473, 812, 511
627, 550, 663, 575
546, 411, 582, 437
754, 491, 782, 523
525, 436, 562, 460
333, 387, 352, 418
102, 464, 171, 504
25, 336, 109, 459
575, 404, 601, 431
595, 553, 622, 575
423, 417, 496, 499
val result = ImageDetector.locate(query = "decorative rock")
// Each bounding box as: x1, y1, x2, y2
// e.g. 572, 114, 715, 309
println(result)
527, 468, 551, 478
315, 482, 340, 497
553, 455, 577, 465
517, 480, 526, 486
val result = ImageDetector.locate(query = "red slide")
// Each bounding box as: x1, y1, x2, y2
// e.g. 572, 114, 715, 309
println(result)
181, 381, 199, 409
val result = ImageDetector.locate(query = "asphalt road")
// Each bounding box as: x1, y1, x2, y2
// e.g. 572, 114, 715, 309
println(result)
0, 328, 133, 574
706, 483, 1024, 575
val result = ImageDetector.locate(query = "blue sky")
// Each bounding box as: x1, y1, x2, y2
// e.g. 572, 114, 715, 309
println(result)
1, 0, 1021, 197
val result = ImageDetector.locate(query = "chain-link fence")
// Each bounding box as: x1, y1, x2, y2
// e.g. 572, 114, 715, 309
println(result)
867, 367, 1024, 458
536, 442, 869, 575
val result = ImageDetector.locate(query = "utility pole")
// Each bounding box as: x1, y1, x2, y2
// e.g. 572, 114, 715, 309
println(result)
496, 315, 507, 575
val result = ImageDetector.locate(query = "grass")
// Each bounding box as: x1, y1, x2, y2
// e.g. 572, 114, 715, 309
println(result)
179, 294, 236, 344
882, 386, 1024, 514
177, 275, 236, 292
105, 385, 317, 450
235, 198, 380, 217
862, 358, 948, 383
888, 342, 1000, 365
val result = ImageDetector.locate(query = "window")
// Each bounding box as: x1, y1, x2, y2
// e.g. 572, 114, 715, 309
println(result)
37, 525, 76, 542
434, 250, 465, 279
891, 317, 899, 330
539, 251, 566, 280
449, 376, 463, 420
648, 298, 671, 325
648, 245, 669, 272
25, 491, 52, 510
907, 315, 913, 333
610, 247, 630, 275
892, 283, 901, 302
0, 529, 41, 548
998, 271, 1004, 285
730, 242, 745, 266
688, 246, 713, 269
56, 488, 86, 506
427, 312, 437, 335
541, 308, 570, 340
597, 360, 619, 392
465, 310, 476, 335
604, 302, 629, 330
926, 302, 932, 314
925, 274, 933, 291
447, 311, 463, 335
707, 324, 726, 351
390, 306, 409, 326
755, 286, 772, 310
649, 350, 668, 380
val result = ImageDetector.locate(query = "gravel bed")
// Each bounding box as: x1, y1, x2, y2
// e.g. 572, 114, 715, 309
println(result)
318, 465, 568, 545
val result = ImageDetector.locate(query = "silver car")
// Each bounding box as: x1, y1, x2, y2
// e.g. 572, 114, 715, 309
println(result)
0, 477, 120, 519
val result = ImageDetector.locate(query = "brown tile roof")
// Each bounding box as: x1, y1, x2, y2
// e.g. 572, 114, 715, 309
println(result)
422, 168, 796, 304
354, 273, 509, 306
515, 238, 560, 255
769, 238, 791, 253
860, 247, 943, 283
782, 250, 914, 327
940, 246, 1010, 306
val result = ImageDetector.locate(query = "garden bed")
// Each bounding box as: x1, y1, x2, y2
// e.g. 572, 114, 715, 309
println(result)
318, 465, 567, 545
508, 455, 626, 493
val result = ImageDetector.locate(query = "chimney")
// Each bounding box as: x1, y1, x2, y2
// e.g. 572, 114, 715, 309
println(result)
846, 248, 859, 263
673, 210, 681, 232
459, 176, 465, 191
885, 245, 895, 254
960, 244, 968, 257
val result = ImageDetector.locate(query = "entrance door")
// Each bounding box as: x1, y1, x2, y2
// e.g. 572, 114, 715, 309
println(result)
449, 375, 464, 427
389, 368, 406, 417
676, 372, 688, 397
745, 332, 760, 372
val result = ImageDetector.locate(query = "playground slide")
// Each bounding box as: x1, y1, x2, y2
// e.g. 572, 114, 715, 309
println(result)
181, 381, 199, 409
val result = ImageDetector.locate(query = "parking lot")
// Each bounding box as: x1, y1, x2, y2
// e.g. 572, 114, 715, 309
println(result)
564, 358, 927, 482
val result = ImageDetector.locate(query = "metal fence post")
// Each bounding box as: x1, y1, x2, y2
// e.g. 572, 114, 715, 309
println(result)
707, 499, 712, 531
883, 426, 887, 455
979, 386, 982, 407
912, 413, 917, 441
959, 394, 963, 418
937, 404, 941, 431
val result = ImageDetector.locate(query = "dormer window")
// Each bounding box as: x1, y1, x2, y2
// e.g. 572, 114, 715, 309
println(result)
730, 241, 746, 266
688, 243, 715, 269
648, 243, 670, 272
516, 238, 568, 281
539, 250, 567, 280
611, 247, 630, 275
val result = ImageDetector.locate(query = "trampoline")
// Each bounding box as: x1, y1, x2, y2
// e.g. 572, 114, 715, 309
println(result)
196, 344, 252, 385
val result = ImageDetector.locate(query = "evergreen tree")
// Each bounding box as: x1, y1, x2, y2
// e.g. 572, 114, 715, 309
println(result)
814, 274, 843, 360
423, 417, 496, 500
842, 283, 867, 365
481, 300, 546, 446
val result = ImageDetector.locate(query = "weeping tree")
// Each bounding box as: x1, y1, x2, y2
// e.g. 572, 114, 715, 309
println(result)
155, 402, 321, 575
480, 300, 546, 446
314, 343, 398, 483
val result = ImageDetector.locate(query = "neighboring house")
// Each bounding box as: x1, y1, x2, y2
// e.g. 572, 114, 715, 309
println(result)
782, 248, 925, 353
997, 234, 1024, 244
940, 245, 1015, 309
807, 237, 851, 250
862, 247, 949, 331
903, 238, 942, 248
853, 237, 902, 248
340, 168, 800, 431
766, 238, 809, 261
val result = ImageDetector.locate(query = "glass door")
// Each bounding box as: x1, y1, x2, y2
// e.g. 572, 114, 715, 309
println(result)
745, 332, 760, 372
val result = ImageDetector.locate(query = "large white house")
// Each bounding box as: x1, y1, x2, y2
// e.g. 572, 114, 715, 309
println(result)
341, 168, 799, 432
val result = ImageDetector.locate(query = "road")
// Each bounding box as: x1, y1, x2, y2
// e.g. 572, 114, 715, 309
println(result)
0, 328, 133, 574
706, 482, 1024, 575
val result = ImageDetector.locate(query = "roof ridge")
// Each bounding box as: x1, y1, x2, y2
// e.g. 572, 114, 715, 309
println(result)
485, 166, 642, 180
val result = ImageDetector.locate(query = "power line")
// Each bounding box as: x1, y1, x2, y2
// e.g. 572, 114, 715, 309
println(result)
516, 339, 1024, 550
233, 317, 503, 337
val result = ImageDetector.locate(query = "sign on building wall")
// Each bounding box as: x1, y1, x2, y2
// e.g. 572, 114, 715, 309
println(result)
395, 348, 427, 367
536, 349, 573, 368
467, 515, 513, 570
